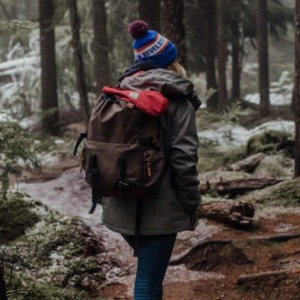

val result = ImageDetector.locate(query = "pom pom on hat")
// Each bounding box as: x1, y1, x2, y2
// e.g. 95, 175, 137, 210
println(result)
128, 20, 149, 39
128, 20, 178, 68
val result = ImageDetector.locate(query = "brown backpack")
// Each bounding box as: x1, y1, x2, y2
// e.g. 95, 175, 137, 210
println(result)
74, 86, 169, 214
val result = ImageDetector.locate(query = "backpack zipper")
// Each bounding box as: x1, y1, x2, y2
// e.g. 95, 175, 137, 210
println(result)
146, 162, 152, 177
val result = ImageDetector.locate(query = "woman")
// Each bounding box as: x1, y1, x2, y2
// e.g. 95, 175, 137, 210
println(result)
101, 20, 201, 299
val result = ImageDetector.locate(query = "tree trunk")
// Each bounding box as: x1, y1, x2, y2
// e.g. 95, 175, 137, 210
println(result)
200, 177, 284, 196
10, 0, 17, 19
26, 0, 32, 20
216, 0, 228, 111
295, 0, 300, 177
231, 20, 241, 100
257, 0, 270, 117
39, 0, 60, 135
68, 0, 90, 126
225, 153, 264, 173
291, 77, 296, 112
161, 0, 186, 68
202, 0, 218, 109
92, 0, 110, 91
138, 0, 161, 32
0, 1, 11, 20
0, 263, 7, 300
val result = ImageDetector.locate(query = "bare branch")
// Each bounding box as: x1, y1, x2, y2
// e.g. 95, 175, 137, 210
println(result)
0, 1, 11, 20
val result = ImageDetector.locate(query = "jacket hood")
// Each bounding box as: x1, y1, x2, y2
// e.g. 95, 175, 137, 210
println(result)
119, 61, 202, 111
120, 68, 193, 96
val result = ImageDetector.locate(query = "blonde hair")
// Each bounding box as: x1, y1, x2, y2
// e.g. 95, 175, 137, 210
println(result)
167, 60, 187, 78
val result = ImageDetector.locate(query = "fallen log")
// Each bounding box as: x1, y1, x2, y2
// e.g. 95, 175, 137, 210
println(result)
200, 177, 284, 196
198, 200, 255, 227
237, 269, 300, 285
224, 153, 265, 173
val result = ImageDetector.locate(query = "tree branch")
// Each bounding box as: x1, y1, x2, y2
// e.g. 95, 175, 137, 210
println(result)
0, 1, 11, 20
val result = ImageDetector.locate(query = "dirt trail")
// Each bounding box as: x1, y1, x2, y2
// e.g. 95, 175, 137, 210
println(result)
16, 157, 300, 299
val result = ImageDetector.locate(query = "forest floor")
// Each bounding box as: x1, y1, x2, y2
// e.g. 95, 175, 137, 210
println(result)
98, 214, 300, 300
17, 136, 300, 300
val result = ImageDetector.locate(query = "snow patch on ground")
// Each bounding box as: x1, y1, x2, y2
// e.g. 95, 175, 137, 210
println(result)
245, 70, 293, 106
198, 120, 294, 151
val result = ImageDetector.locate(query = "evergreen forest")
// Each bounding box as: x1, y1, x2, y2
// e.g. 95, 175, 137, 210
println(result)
1, 1, 300, 299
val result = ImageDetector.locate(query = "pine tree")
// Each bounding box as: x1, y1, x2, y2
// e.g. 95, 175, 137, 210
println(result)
161, 0, 186, 67
92, 0, 110, 90
201, 0, 218, 109
256, 0, 270, 116
231, 19, 241, 100
216, 0, 227, 111
295, 0, 300, 177
138, 0, 160, 31
68, 0, 90, 126
39, 0, 60, 135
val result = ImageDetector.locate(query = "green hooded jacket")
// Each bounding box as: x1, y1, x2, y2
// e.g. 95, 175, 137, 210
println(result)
101, 68, 201, 235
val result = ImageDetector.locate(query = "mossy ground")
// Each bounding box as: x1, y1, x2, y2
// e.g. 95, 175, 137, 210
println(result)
0, 192, 40, 244
239, 177, 300, 207
1, 192, 106, 299
247, 130, 294, 157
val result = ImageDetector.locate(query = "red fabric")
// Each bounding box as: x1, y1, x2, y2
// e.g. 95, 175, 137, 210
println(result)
102, 86, 168, 116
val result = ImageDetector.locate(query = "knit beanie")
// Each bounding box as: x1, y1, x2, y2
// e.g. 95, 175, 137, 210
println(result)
128, 20, 178, 68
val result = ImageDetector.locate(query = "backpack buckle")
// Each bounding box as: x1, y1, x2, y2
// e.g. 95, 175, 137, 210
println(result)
116, 180, 129, 189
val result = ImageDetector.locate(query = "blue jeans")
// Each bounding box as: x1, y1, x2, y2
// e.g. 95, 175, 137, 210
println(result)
122, 233, 177, 300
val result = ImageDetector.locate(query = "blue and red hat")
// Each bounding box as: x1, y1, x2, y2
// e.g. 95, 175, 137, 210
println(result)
128, 20, 178, 68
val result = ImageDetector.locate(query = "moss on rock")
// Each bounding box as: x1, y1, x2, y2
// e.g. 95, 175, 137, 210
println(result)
5, 271, 99, 300
253, 154, 294, 178
240, 177, 300, 207
247, 130, 294, 157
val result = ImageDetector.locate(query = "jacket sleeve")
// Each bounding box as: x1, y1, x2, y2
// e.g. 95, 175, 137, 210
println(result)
169, 99, 202, 214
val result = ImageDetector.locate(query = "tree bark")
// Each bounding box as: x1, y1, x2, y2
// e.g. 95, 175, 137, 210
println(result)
200, 177, 284, 196
138, 0, 161, 32
92, 0, 110, 91
10, 0, 17, 19
291, 77, 296, 112
68, 0, 90, 126
295, 0, 300, 177
216, 0, 228, 111
161, 0, 187, 68
202, 0, 218, 109
198, 200, 255, 227
26, 0, 32, 20
0, 262, 7, 300
257, 0, 270, 117
231, 20, 241, 100
0, 1, 11, 20
39, 0, 60, 135
225, 153, 264, 173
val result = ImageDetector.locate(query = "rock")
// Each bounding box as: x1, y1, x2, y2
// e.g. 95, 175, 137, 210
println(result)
247, 130, 294, 157
239, 177, 300, 207
252, 154, 294, 178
